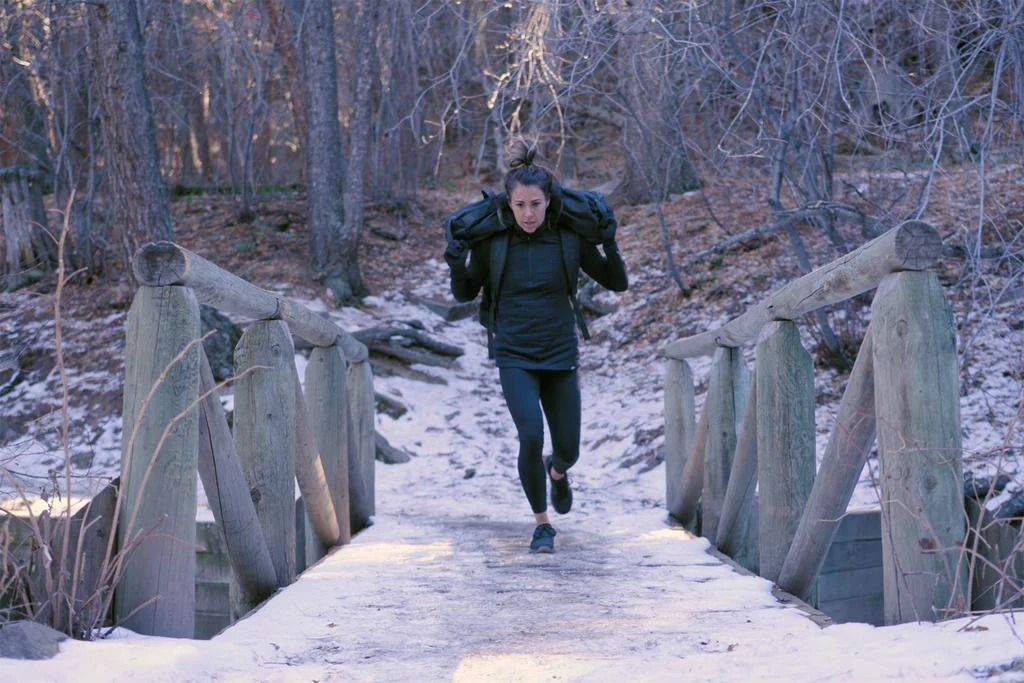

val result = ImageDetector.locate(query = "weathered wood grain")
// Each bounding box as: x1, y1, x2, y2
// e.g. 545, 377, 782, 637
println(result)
670, 401, 710, 526
292, 363, 342, 548
664, 359, 695, 516
756, 321, 816, 584
133, 241, 366, 361
304, 345, 352, 544
347, 360, 376, 531
233, 320, 297, 586
778, 327, 877, 601
117, 286, 200, 637
196, 351, 278, 609
872, 271, 966, 624
716, 368, 758, 572
703, 348, 751, 545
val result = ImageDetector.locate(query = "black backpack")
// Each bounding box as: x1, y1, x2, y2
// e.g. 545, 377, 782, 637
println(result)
445, 183, 616, 245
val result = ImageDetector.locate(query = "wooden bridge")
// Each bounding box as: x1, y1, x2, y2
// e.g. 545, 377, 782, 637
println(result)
4, 222, 1023, 679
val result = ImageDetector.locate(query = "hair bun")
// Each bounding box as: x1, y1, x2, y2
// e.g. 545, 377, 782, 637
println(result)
507, 138, 537, 170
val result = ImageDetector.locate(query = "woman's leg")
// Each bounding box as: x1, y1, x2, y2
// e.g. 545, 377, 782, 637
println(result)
539, 369, 581, 476
498, 367, 549, 520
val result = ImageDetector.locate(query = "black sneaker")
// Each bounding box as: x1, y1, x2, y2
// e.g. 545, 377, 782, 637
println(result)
546, 457, 573, 514
530, 523, 556, 553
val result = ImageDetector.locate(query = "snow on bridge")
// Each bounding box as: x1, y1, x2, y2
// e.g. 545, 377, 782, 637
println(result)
5, 473, 1020, 681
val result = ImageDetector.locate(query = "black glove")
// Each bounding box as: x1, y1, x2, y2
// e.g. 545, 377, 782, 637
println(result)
600, 217, 618, 245
444, 239, 470, 270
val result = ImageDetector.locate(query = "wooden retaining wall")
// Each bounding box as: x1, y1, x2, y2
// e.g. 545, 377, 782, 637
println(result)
817, 511, 884, 626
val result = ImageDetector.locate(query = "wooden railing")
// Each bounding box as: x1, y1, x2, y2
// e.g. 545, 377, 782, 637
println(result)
114, 242, 375, 638
663, 221, 980, 625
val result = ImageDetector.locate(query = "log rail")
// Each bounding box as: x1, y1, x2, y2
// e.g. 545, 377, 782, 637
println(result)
661, 220, 1007, 625
114, 242, 375, 637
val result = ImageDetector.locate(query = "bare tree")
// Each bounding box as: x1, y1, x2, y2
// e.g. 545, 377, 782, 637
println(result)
608, 1, 701, 205
300, 0, 366, 303
259, 0, 308, 162
87, 0, 173, 269
342, 1, 380, 258
0, 1, 55, 283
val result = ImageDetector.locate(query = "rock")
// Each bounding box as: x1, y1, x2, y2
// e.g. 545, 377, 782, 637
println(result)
0, 621, 68, 660
963, 472, 1012, 500
463, 468, 476, 480
70, 450, 95, 469
369, 225, 406, 241
995, 489, 1024, 520
375, 431, 413, 464
200, 305, 242, 381
0, 416, 22, 446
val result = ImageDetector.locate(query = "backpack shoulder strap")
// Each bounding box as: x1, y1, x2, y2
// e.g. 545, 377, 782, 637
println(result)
483, 232, 511, 357
557, 229, 590, 341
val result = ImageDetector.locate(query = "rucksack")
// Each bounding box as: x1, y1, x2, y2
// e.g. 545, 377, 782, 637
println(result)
547, 185, 616, 244
444, 188, 507, 244
445, 183, 616, 245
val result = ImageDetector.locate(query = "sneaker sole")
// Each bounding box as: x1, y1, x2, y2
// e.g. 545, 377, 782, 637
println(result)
530, 546, 554, 554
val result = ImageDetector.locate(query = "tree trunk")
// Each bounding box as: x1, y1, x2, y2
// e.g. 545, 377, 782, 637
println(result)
0, 9, 54, 278
259, 0, 308, 170
340, 0, 380, 293
0, 167, 53, 282
87, 0, 173, 269
300, 0, 366, 303
0, 6, 50, 172
610, 2, 700, 205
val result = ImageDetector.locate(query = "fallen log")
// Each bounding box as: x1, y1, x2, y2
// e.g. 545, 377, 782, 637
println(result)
354, 325, 463, 369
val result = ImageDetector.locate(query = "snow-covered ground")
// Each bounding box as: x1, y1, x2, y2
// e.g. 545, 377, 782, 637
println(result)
2, 256, 1023, 680
4, 503, 1023, 682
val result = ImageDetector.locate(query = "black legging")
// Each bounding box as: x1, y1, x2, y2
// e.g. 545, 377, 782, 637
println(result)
498, 367, 581, 514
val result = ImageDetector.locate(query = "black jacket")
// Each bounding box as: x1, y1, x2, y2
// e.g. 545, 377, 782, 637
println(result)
450, 224, 628, 361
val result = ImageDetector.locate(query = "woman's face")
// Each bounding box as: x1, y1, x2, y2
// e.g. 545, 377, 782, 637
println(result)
508, 184, 549, 233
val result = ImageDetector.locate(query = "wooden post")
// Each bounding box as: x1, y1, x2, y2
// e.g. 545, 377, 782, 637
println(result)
304, 345, 352, 543
716, 370, 758, 571
196, 351, 278, 608
292, 364, 342, 548
664, 359, 695, 515
703, 347, 751, 544
117, 286, 200, 638
778, 327, 877, 601
756, 321, 816, 584
872, 271, 966, 624
672, 401, 710, 529
234, 320, 297, 585
347, 359, 376, 531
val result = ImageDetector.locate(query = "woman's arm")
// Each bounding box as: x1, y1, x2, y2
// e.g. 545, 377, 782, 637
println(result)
449, 239, 489, 302
580, 239, 628, 292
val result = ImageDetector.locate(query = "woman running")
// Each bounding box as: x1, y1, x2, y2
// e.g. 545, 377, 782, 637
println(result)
444, 140, 628, 553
